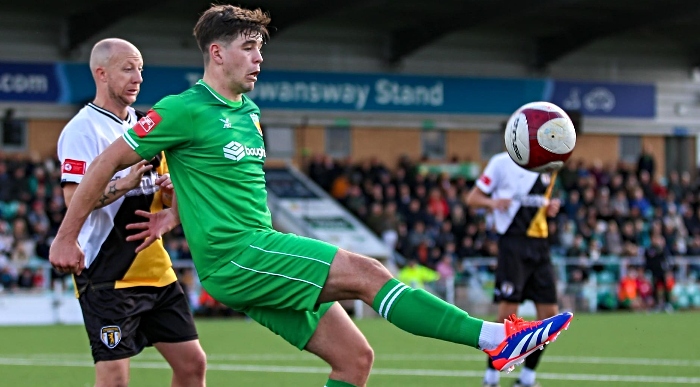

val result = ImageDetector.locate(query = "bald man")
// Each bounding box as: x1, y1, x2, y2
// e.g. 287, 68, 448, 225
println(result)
57, 38, 206, 387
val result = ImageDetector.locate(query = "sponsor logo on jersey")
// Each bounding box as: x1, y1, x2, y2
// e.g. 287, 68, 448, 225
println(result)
133, 109, 162, 137
479, 174, 491, 186
220, 117, 232, 129
223, 141, 266, 161
100, 325, 122, 349
62, 159, 86, 175
250, 113, 262, 136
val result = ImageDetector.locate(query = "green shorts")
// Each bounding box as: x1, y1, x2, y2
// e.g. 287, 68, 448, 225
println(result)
201, 230, 339, 349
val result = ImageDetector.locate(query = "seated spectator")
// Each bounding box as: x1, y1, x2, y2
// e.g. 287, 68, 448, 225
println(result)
629, 187, 653, 219
604, 220, 623, 256
364, 202, 386, 236
16, 267, 36, 289
618, 268, 643, 311
610, 190, 630, 219
634, 267, 654, 309
434, 254, 456, 300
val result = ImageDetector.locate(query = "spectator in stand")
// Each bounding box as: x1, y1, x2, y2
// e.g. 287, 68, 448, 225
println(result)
365, 202, 386, 236
604, 220, 623, 256
9, 166, 32, 204
645, 233, 674, 312
435, 220, 455, 249
630, 187, 653, 219
558, 161, 578, 192
10, 218, 34, 270
589, 159, 607, 187
307, 154, 338, 192
638, 170, 655, 203
634, 267, 654, 310
563, 190, 581, 220
0, 161, 12, 203
637, 144, 656, 179
427, 187, 450, 219
680, 171, 694, 198
617, 268, 642, 311
457, 236, 478, 259
566, 235, 587, 258
434, 254, 456, 299
16, 267, 36, 289
343, 183, 367, 218
667, 171, 683, 200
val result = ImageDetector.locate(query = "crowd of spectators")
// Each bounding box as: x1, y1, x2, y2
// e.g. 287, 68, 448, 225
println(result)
307, 150, 700, 311
0, 152, 195, 294
0, 153, 64, 292
3, 146, 700, 312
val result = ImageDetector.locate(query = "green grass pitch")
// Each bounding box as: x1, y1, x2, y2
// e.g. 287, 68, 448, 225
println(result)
0, 312, 697, 386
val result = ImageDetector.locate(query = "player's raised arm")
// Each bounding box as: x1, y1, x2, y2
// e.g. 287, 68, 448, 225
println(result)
49, 137, 145, 274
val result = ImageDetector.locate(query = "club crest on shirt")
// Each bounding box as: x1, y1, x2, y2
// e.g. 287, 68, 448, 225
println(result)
133, 110, 162, 138
250, 113, 262, 136
220, 117, 232, 129
100, 325, 122, 349
540, 173, 551, 186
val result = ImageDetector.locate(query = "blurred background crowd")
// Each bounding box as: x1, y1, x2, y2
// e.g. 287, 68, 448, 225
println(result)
2, 146, 700, 312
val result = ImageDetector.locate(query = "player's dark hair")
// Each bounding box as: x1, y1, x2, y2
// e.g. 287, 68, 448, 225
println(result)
193, 4, 271, 65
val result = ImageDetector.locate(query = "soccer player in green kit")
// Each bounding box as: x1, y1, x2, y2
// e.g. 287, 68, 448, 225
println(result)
49, 5, 573, 386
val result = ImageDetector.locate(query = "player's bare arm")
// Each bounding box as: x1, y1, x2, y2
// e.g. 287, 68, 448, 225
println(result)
62, 160, 154, 209
466, 186, 511, 211
49, 137, 146, 274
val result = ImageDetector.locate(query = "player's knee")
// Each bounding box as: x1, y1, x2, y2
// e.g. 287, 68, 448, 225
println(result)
96, 372, 129, 387
354, 343, 374, 375
175, 348, 207, 381
95, 360, 129, 387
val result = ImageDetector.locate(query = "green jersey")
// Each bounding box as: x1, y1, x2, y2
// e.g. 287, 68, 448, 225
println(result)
123, 80, 271, 278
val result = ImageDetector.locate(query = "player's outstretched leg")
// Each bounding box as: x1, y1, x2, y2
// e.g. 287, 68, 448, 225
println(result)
319, 250, 573, 373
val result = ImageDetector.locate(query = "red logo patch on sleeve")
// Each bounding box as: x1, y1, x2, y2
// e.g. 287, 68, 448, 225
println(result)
132, 110, 162, 138
479, 175, 492, 186
62, 159, 86, 175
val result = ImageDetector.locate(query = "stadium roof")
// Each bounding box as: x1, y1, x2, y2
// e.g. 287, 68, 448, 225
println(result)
5, 0, 700, 69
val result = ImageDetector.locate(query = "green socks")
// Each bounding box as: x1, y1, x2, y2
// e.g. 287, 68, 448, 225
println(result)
325, 379, 357, 387
372, 278, 483, 348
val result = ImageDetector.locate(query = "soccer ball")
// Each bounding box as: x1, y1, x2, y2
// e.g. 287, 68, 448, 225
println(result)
504, 101, 576, 173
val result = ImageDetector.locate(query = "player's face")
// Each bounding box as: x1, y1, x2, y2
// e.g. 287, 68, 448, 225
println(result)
105, 50, 143, 107
221, 33, 263, 94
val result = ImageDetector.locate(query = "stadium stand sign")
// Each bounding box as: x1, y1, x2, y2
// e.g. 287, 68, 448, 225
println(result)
546, 80, 655, 118
1, 61, 656, 118
0, 62, 62, 102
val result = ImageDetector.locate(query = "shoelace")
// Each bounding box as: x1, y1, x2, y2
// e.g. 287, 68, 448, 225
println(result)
504, 314, 542, 338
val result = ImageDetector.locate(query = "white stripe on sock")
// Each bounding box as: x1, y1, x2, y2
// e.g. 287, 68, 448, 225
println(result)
378, 283, 404, 317
382, 285, 408, 319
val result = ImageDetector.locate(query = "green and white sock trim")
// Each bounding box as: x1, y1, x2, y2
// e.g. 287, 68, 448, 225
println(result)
374, 279, 409, 319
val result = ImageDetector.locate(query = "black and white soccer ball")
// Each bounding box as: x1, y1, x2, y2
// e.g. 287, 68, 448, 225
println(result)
504, 101, 576, 173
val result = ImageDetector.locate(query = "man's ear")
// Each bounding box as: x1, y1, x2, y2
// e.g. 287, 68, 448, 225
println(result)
209, 43, 224, 65
94, 67, 107, 83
